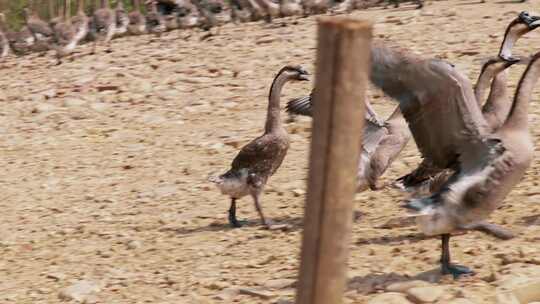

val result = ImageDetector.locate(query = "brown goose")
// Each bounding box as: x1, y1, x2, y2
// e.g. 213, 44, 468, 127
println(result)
383, 0, 423, 9
280, 0, 303, 17
50, 0, 79, 63
214, 0, 234, 25
287, 94, 411, 192
231, 0, 253, 23
23, 1, 54, 43
242, 0, 266, 21
145, 0, 166, 34
366, 39, 537, 277
210, 66, 309, 228
193, 0, 218, 30
128, 0, 147, 35
91, 0, 117, 52
329, 0, 355, 14
302, 0, 328, 15
164, 12, 180, 31
0, 13, 10, 58
254, 0, 280, 22
72, 0, 90, 43
396, 11, 540, 191
177, 0, 203, 29
396, 57, 520, 195
5, 26, 35, 56
115, 0, 130, 36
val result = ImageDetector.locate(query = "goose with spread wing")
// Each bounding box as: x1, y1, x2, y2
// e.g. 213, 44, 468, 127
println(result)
396, 11, 540, 191
370, 39, 538, 277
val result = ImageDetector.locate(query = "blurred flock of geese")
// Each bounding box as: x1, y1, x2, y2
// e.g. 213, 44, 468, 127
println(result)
0, 0, 423, 63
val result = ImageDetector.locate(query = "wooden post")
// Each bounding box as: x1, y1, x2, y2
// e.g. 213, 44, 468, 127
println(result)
296, 17, 372, 304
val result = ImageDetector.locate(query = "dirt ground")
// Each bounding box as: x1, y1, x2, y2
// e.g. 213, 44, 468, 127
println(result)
1, 1, 540, 303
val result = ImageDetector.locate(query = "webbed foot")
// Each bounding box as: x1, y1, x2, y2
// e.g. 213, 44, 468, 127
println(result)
229, 217, 248, 228
228, 198, 246, 228
442, 264, 474, 279
262, 219, 275, 229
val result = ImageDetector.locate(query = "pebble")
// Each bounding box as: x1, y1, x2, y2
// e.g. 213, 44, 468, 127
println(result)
239, 287, 274, 299
406, 286, 445, 303
291, 188, 305, 197
386, 280, 430, 293
214, 288, 239, 301
264, 279, 296, 290
32, 103, 57, 114
268, 224, 292, 231
448, 299, 478, 304
154, 185, 178, 198
62, 98, 87, 107
46, 272, 66, 281
496, 291, 520, 304
42, 89, 57, 98
256, 37, 281, 44
58, 280, 100, 302
511, 280, 540, 303
367, 292, 413, 304
377, 216, 416, 229
126, 240, 141, 250
274, 299, 293, 304
89, 102, 109, 113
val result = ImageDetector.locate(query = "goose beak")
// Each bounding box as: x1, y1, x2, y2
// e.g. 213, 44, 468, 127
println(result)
530, 19, 540, 29
518, 11, 540, 29
298, 74, 310, 81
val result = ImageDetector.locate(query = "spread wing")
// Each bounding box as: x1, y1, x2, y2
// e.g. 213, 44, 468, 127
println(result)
370, 45, 490, 169
286, 94, 312, 116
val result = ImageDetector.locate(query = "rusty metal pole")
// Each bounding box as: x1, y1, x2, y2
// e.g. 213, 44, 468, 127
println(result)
296, 17, 372, 304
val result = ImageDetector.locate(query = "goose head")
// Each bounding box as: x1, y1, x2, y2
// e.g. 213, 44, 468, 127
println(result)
22, 8, 31, 21
116, 0, 125, 10
517, 11, 540, 30
282, 65, 310, 81
500, 11, 540, 60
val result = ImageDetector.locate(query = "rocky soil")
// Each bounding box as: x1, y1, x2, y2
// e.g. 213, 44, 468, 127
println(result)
1, 0, 540, 303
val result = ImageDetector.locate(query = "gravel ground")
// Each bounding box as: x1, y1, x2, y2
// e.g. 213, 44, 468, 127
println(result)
1, 1, 540, 303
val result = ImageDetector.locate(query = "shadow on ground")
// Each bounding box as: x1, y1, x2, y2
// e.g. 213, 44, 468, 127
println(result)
159, 215, 304, 235
347, 268, 450, 294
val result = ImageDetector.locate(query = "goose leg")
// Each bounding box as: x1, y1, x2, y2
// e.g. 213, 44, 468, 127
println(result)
228, 198, 243, 228
91, 40, 97, 55
251, 192, 270, 227
440, 234, 474, 278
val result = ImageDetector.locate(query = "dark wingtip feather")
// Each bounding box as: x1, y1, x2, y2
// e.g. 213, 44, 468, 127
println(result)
286, 95, 313, 117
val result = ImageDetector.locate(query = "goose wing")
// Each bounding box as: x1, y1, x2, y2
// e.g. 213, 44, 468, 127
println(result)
28, 20, 53, 37
286, 93, 313, 116
286, 91, 383, 126
286, 91, 388, 155
370, 45, 490, 168
230, 134, 289, 177
406, 137, 509, 228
